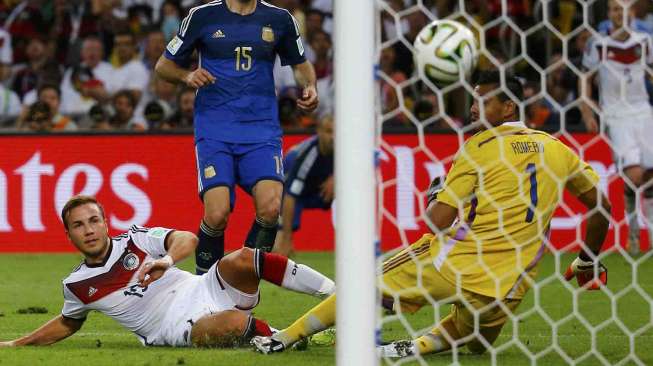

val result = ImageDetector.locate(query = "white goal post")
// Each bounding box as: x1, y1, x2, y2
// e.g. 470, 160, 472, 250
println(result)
334, 0, 378, 365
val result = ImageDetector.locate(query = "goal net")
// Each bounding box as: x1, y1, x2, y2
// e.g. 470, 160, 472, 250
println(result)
373, 0, 653, 365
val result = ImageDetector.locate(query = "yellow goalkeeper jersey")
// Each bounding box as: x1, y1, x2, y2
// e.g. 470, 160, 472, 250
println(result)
433, 121, 599, 299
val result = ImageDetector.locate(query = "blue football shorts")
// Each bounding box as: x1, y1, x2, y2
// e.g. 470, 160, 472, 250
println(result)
195, 138, 284, 207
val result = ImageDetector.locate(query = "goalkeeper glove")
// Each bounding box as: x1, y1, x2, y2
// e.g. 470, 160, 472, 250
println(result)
426, 177, 443, 206
564, 257, 607, 290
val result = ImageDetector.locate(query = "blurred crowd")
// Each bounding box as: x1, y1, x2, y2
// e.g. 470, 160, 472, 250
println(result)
0, 0, 651, 133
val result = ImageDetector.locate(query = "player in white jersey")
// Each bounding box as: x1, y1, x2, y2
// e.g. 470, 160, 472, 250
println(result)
580, 0, 653, 254
0, 196, 335, 348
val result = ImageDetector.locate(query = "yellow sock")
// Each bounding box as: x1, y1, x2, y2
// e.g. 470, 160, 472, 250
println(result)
414, 332, 451, 355
273, 294, 337, 346
414, 314, 458, 355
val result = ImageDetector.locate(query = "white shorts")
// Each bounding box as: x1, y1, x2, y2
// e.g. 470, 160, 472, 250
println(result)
605, 110, 653, 171
152, 261, 259, 347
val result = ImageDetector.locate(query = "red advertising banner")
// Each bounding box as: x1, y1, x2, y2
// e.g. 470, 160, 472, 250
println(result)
0, 133, 647, 253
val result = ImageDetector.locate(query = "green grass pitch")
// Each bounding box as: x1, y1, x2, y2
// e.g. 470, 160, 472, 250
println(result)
0, 252, 651, 365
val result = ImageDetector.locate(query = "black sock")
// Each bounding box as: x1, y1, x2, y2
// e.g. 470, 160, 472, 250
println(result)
195, 220, 224, 275
245, 217, 278, 252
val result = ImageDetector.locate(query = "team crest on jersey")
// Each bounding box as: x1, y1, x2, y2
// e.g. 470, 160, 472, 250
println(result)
204, 165, 216, 179
123, 253, 140, 271
262, 26, 275, 43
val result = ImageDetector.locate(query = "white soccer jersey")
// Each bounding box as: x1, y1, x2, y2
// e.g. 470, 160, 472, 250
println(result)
582, 31, 653, 118
61, 225, 195, 345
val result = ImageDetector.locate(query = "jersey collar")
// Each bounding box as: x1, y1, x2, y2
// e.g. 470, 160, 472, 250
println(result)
84, 238, 113, 268
502, 121, 526, 128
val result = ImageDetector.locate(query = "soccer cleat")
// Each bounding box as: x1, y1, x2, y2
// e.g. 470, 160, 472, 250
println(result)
251, 336, 286, 354
564, 257, 608, 290
378, 340, 416, 358
308, 328, 336, 347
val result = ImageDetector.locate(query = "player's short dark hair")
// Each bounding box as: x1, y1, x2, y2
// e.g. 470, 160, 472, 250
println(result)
113, 90, 137, 108
475, 70, 524, 102
37, 83, 61, 98
306, 8, 326, 20
61, 195, 106, 230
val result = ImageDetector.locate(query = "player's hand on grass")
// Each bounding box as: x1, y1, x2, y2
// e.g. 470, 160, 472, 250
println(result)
0, 340, 15, 347
183, 67, 216, 89
320, 175, 334, 202
297, 84, 318, 112
564, 257, 607, 290
137, 255, 174, 288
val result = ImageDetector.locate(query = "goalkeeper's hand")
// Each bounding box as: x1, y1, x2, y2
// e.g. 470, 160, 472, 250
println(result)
564, 257, 607, 290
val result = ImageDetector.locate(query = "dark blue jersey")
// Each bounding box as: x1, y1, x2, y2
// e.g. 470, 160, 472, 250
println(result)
164, 0, 306, 143
284, 136, 333, 199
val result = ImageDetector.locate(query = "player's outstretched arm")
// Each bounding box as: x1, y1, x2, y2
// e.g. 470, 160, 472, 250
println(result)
292, 60, 318, 112
138, 230, 198, 287
578, 72, 599, 133
0, 315, 84, 347
565, 186, 611, 289
155, 56, 216, 89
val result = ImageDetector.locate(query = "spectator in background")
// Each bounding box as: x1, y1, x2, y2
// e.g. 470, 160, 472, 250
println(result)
309, 30, 332, 80
11, 36, 61, 102
0, 28, 20, 126
165, 87, 195, 129
136, 74, 178, 127
379, 46, 408, 126
108, 31, 150, 102
146, 74, 178, 110
143, 99, 172, 130
309, 0, 333, 34
0, 27, 12, 68
87, 103, 112, 130
524, 81, 557, 130
109, 89, 146, 131
142, 29, 166, 70
51, 0, 100, 65
21, 101, 52, 132
0, 63, 21, 126
302, 8, 325, 62
0, 0, 49, 64
160, 0, 182, 42
60, 36, 114, 117
36, 84, 77, 131
21, 99, 75, 132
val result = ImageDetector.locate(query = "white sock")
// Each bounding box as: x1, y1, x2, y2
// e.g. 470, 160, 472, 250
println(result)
281, 260, 336, 298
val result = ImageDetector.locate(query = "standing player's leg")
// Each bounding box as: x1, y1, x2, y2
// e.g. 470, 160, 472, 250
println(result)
238, 140, 285, 252
197, 187, 231, 274
195, 140, 236, 274
247, 180, 283, 251
623, 166, 643, 255
639, 116, 653, 253
608, 124, 643, 254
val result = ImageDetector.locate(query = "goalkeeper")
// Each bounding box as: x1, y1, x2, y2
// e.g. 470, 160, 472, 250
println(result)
252, 71, 611, 357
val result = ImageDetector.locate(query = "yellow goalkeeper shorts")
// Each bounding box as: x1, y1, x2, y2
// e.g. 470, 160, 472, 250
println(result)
380, 234, 522, 338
